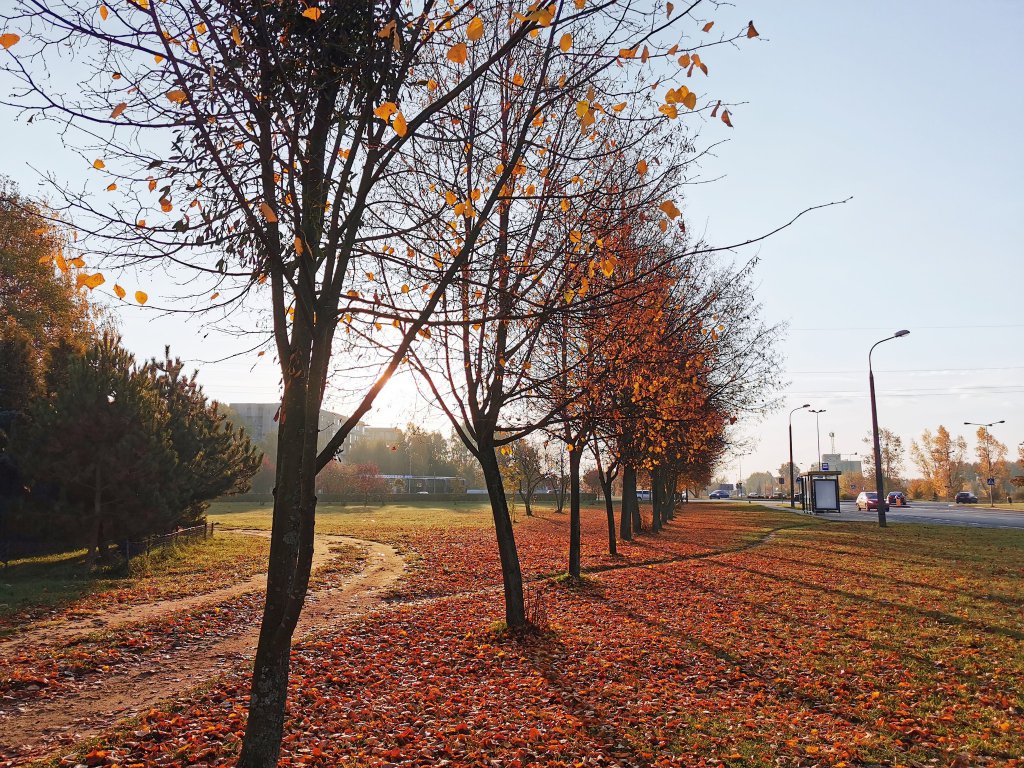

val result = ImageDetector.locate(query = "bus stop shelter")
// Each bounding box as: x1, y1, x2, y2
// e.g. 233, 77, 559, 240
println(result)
797, 470, 842, 514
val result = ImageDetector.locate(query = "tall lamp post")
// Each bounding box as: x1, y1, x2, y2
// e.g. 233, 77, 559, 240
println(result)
809, 409, 827, 469
788, 403, 810, 508
964, 419, 1005, 507
869, 329, 910, 528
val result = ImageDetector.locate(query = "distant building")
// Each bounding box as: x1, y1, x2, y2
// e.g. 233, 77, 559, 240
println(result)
815, 453, 863, 475
228, 402, 349, 453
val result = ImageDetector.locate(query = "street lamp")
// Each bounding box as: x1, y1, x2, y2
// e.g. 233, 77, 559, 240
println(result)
809, 409, 827, 470
869, 329, 910, 528
964, 420, 1005, 507
788, 403, 811, 508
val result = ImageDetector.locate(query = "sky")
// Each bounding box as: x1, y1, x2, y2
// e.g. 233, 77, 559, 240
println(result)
2, 1, 1022, 480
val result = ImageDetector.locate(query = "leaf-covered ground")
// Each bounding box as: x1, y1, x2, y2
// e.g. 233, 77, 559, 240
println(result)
0, 532, 270, 630
33, 504, 1023, 768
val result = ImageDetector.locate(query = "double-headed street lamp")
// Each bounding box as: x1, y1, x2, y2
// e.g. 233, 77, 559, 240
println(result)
964, 420, 1005, 507
869, 329, 910, 528
788, 403, 810, 508
809, 409, 827, 469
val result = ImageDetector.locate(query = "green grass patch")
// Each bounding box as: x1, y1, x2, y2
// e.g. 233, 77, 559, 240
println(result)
0, 531, 269, 627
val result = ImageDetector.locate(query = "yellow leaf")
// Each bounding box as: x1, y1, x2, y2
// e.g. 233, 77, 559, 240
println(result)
444, 189, 457, 205
392, 111, 408, 137
659, 200, 681, 219
231, 25, 242, 46
611, 102, 627, 112
374, 101, 398, 121
70, 256, 85, 268
447, 42, 467, 64
747, 20, 759, 38
702, 21, 714, 32
636, 159, 647, 175
113, 284, 126, 299
93, 159, 106, 169
559, 33, 572, 52
130, 0, 148, 8
658, 104, 678, 119
134, 290, 148, 305
560, 198, 570, 212
302, 7, 322, 21
166, 89, 187, 104
259, 201, 278, 223
110, 102, 127, 119
76, 272, 105, 291
466, 16, 484, 42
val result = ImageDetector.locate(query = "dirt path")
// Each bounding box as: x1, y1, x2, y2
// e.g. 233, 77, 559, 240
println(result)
0, 534, 404, 766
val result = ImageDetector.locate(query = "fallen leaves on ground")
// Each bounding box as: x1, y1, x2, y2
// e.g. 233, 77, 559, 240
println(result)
40, 506, 1024, 767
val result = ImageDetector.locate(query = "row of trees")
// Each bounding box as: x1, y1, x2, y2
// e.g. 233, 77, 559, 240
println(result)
0, 0, 779, 763
1, 182, 260, 561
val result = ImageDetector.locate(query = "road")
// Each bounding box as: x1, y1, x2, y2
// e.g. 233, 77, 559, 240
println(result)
712, 498, 1024, 530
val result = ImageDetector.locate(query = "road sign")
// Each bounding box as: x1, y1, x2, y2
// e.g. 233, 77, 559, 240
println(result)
821, 462, 830, 471
987, 477, 996, 486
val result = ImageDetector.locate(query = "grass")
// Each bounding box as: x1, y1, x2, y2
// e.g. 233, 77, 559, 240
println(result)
207, 498, 499, 534
0, 531, 269, 627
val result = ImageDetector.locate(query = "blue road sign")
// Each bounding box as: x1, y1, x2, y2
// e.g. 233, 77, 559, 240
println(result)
987, 477, 996, 486
821, 462, 830, 471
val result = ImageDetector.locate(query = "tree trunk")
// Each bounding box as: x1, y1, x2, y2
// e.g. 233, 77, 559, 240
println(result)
87, 464, 101, 568
620, 466, 636, 540
650, 467, 662, 534
479, 446, 527, 628
519, 485, 533, 516
601, 475, 617, 556
238, 374, 320, 768
567, 447, 582, 578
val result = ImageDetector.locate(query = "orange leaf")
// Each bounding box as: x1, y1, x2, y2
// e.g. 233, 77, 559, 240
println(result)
636, 159, 648, 175
682, 91, 697, 110
392, 111, 408, 137
373, 101, 398, 121
134, 290, 148, 304
559, 33, 572, 52
259, 201, 278, 223
76, 272, 105, 290
659, 200, 681, 219
466, 16, 484, 42
113, 284, 126, 299
0, 33, 20, 49
721, 109, 733, 127
166, 89, 187, 104
93, 159, 106, 169
231, 25, 242, 46
106, 182, 117, 191
302, 7, 322, 21
99, 5, 109, 20
702, 21, 714, 32
447, 42, 467, 64
747, 20, 759, 38
160, 198, 173, 212
110, 102, 127, 119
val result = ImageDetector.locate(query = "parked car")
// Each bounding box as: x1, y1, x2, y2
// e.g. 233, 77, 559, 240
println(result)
955, 491, 979, 504
856, 491, 879, 511
886, 491, 909, 507
709, 490, 731, 499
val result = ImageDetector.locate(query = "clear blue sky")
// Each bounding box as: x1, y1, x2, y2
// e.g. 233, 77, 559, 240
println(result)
2, 1, 1021, 478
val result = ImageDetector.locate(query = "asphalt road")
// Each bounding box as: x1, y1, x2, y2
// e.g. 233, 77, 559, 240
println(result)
706, 498, 1024, 530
